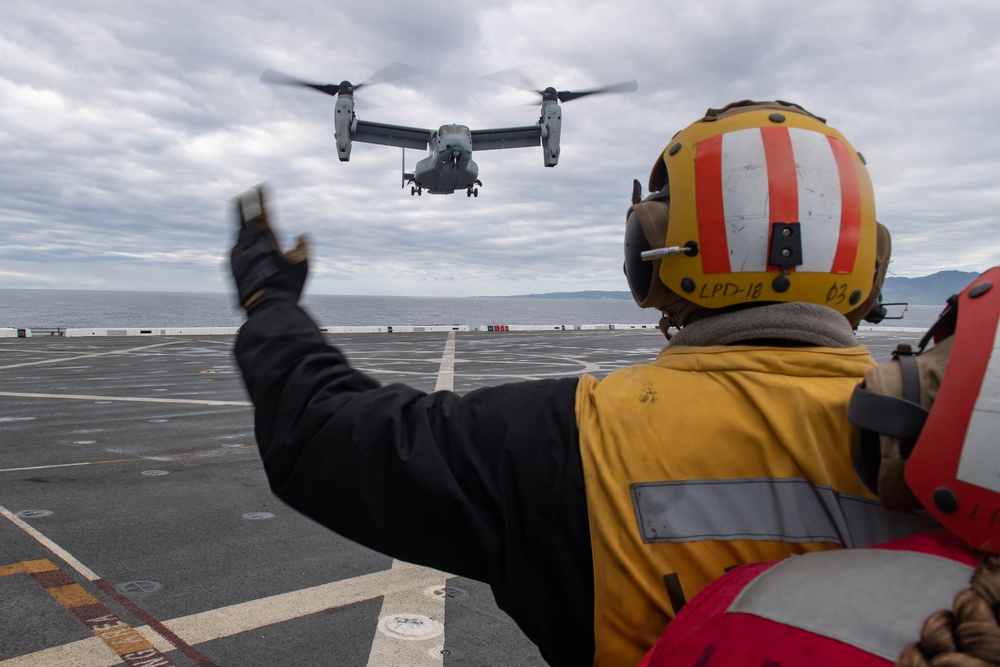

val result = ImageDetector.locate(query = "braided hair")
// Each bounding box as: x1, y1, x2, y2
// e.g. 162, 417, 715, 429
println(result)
898, 554, 1000, 666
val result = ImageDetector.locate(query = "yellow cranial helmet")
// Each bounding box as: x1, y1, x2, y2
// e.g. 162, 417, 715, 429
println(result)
624, 100, 890, 327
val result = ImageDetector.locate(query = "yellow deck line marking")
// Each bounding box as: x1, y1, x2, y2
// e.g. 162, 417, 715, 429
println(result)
47, 582, 100, 608
18, 560, 56, 574
0, 560, 166, 666
0, 563, 27, 577
0, 341, 184, 370
0, 516, 187, 665
0, 390, 249, 407
90, 622, 157, 657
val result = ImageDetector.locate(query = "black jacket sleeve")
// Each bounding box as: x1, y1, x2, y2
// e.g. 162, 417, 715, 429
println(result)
234, 300, 594, 666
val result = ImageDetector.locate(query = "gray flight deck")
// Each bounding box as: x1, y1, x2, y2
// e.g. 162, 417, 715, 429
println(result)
0, 327, 921, 666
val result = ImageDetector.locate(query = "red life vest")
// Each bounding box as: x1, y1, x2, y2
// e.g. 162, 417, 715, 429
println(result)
639, 532, 978, 666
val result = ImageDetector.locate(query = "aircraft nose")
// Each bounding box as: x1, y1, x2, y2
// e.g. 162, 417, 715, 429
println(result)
441, 140, 471, 155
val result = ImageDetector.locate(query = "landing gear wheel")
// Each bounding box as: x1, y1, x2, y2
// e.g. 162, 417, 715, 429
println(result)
473, 188, 479, 198
411, 186, 416, 196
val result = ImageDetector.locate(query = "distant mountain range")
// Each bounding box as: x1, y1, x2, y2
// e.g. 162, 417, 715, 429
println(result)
880, 270, 981, 305
507, 271, 982, 306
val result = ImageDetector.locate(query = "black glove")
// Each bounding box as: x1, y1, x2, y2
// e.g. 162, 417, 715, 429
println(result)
230, 184, 309, 314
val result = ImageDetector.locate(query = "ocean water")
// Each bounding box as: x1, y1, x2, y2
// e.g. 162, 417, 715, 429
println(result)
0, 289, 944, 331
0, 290, 657, 330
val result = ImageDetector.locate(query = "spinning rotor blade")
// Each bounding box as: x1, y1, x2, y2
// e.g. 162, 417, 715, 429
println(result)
481, 68, 539, 92
260, 69, 343, 97
481, 68, 638, 105
260, 61, 421, 97
552, 80, 638, 103
361, 61, 422, 87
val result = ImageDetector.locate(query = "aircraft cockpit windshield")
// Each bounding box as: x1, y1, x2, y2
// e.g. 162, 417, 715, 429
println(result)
438, 124, 471, 136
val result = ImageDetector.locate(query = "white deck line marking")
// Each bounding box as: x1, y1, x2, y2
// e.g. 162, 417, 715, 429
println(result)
158, 560, 448, 647
0, 461, 94, 473
0, 341, 183, 370
0, 638, 119, 667
0, 504, 185, 661
0, 391, 249, 407
1, 505, 102, 581
0, 562, 451, 666
434, 330, 457, 392
367, 561, 447, 666
0, 333, 454, 665
367, 331, 455, 665
0, 444, 255, 474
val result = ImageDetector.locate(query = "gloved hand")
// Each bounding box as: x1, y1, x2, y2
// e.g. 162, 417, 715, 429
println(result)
230, 184, 310, 314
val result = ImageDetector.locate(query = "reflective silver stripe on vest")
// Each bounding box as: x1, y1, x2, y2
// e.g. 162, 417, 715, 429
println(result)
728, 548, 975, 660
631, 478, 933, 546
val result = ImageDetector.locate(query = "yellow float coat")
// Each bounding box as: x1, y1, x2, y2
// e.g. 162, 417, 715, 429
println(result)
576, 343, 911, 666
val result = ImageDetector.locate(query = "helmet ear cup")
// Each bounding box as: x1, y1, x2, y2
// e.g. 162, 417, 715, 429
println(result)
845, 223, 892, 327
624, 208, 654, 304
624, 198, 670, 307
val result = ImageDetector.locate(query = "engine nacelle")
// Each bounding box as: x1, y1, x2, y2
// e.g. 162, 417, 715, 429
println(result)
334, 96, 355, 162
540, 101, 562, 167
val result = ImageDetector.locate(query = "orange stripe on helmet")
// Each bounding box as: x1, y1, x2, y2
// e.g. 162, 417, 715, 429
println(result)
694, 134, 729, 274
761, 126, 799, 233
828, 136, 861, 274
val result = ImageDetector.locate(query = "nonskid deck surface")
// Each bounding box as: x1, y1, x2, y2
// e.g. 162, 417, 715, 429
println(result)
0, 328, 919, 666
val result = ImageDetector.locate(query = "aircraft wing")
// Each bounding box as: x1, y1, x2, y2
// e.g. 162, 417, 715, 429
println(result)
352, 120, 432, 150
471, 125, 542, 151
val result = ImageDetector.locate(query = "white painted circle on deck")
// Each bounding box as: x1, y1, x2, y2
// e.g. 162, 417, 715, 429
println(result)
378, 613, 444, 641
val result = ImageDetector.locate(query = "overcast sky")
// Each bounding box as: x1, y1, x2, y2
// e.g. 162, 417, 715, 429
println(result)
2, 1, 998, 297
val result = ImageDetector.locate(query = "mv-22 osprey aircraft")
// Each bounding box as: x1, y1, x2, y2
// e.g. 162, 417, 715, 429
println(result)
261, 64, 637, 197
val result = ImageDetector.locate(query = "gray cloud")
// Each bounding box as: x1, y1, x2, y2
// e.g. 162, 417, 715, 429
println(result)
1, 0, 998, 296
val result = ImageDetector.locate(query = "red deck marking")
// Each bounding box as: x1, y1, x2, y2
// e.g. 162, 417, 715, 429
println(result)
95, 578, 219, 667
0, 559, 180, 666
68, 601, 114, 624
29, 566, 75, 588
